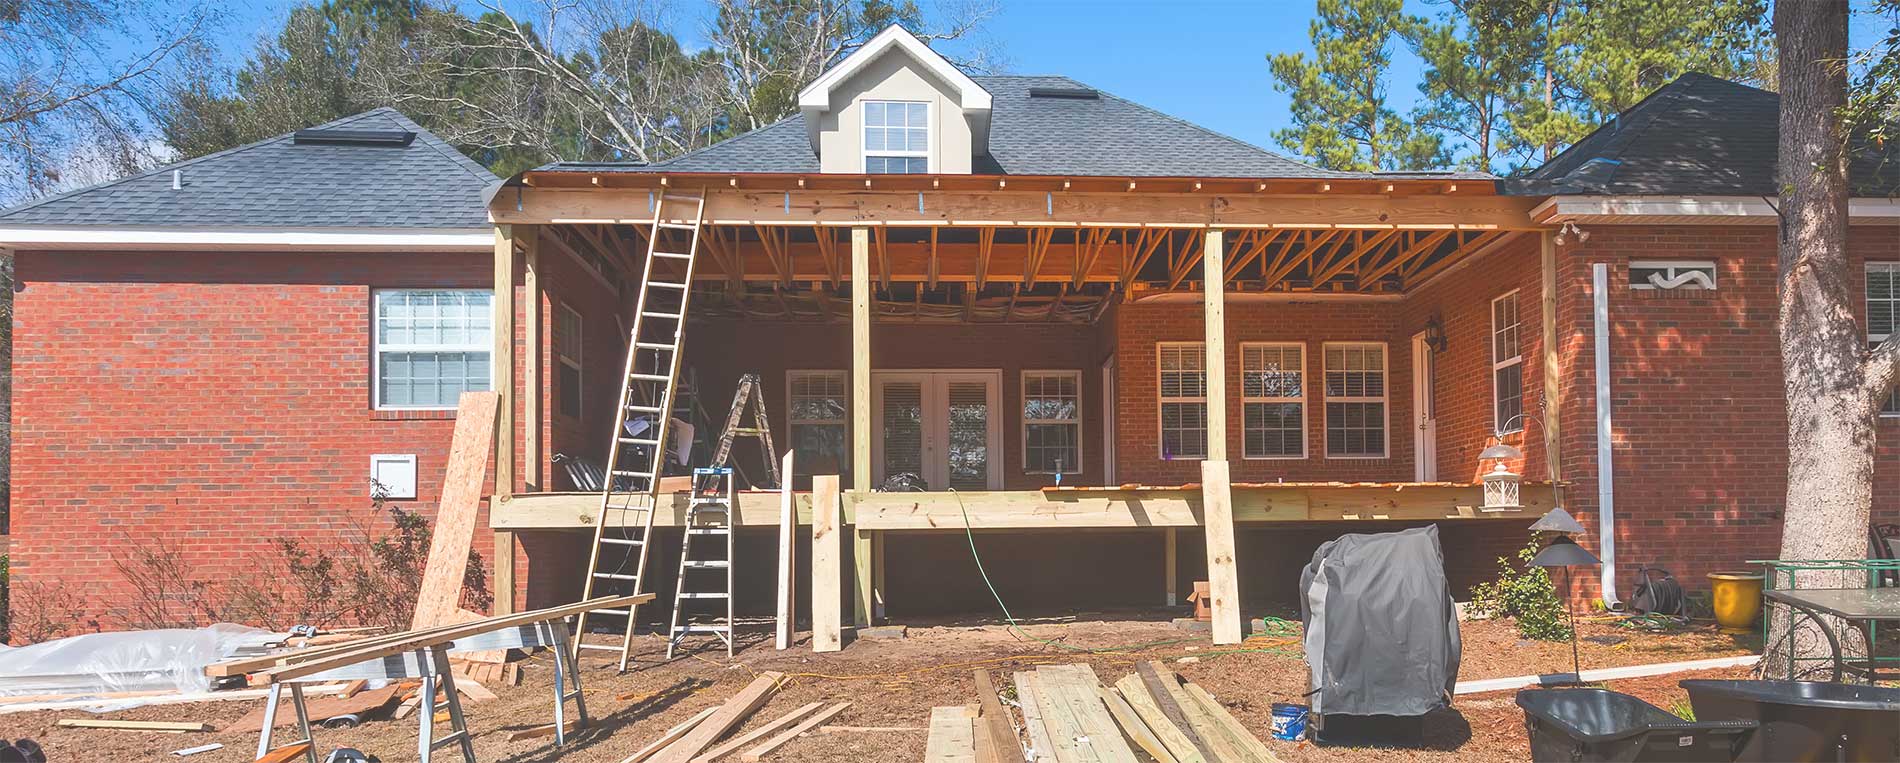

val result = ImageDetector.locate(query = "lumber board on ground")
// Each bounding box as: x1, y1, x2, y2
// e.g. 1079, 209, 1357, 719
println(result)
776, 450, 796, 651
738, 701, 849, 761
649, 672, 784, 763
1011, 672, 1058, 763
412, 390, 500, 630
1136, 663, 1220, 762
228, 686, 403, 733
506, 720, 578, 742
815, 725, 923, 733
55, 719, 210, 732
1096, 684, 1177, 763
924, 706, 978, 763
692, 701, 821, 762
1182, 683, 1280, 763
248, 595, 650, 684
811, 475, 843, 653
1113, 674, 1205, 763
620, 707, 719, 763
973, 669, 1026, 763
254, 742, 314, 763
1034, 665, 1138, 763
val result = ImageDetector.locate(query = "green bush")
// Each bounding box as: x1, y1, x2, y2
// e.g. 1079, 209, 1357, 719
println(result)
1469, 537, 1573, 642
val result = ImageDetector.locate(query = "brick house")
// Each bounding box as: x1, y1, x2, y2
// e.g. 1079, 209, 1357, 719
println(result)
3, 29, 1895, 635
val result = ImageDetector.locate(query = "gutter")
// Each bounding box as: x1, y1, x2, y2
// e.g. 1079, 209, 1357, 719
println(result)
1592, 262, 1624, 609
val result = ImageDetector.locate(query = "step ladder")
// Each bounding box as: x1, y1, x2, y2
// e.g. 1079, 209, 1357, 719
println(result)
709, 373, 781, 489
666, 467, 737, 659
572, 190, 708, 672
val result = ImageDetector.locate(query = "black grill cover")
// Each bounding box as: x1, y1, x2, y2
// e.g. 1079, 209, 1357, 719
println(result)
1299, 525, 1461, 718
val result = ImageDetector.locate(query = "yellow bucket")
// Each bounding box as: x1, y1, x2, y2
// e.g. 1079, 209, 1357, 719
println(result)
1708, 572, 1764, 633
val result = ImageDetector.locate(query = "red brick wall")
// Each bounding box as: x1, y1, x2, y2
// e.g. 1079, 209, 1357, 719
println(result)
10, 249, 521, 629
1553, 225, 1900, 602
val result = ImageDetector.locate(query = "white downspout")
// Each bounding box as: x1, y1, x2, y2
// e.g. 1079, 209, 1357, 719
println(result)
1592, 263, 1623, 609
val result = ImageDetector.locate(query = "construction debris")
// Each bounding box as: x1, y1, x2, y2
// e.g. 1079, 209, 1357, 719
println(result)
972, 661, 1282, 763
53, 719, 211, 733
648, 671, 784, 763
619, 707, 718, 763
738, 702, 849, 762
169, 742, 222, 756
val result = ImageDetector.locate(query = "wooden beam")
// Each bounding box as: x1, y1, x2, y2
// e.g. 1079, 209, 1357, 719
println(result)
875, 226, 891, 291
924, 706, 979, 763
621, 707, 719, 763
973, 670, 1027, 763
1310, 227, 1399, 287
1121, 229, 1169, 299
1135, 663, 1217, 762
692, 702, 822, 762
812, 226, 842, 288
492, 226, 516, 502
776, 450, 797, 651
649, 671, 783, 763
812, 475, 843, 653
1200, 460, 1242, 645
522, 228, 541, 493
1540, 230, 1563, 488
851, 228, 872, 493
1022, 227, 1055, 286
412, 391, 500, 630
1165, 229, 1209, 291
976, 227, 995, 289
1358, 229, 1452, 285
739, 702, 852, 761
1202, 229, 1227, 461
1262, 229, 1340, 290
56, 719, 211, 732
1406, 230, 1512, 288
1222, 228, 1280, 282
1164, 527, 1179, 606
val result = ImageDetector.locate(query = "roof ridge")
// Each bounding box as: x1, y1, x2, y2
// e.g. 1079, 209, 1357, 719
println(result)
648, 116, 803, 169
1072, 80, 1355, 179
366, 107, 499, 183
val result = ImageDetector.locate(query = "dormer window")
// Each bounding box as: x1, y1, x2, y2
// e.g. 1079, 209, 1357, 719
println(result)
863, 100, 929, 173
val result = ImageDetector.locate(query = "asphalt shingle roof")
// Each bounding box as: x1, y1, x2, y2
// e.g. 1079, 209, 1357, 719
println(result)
1503, 72, 1900, 196
0, 108, 498, 229
559, 76, 1490, 180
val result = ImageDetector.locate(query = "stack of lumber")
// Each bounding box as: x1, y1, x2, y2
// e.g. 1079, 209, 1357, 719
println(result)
935, 662, 1282, 763
614, 670, 849, 763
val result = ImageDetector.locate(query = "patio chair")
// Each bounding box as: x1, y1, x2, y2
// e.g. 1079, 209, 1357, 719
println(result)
1873, 523, 1900, 587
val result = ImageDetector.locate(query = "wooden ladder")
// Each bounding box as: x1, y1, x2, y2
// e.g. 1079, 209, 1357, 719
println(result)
709, 372, 781, 489
572, 190, 707, 671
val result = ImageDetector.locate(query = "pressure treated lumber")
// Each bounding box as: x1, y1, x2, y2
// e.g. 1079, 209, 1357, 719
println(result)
738, 701, 850, 761
776, 450, 796, 650
1033, 665, 1139, 763
254, 742, 315, 763
1096, 683, 1178, 763
506, 720, 577, 742
1202, 230, 1227, 461
55, 719, 210, 732
1135, 662, 1217, 762
1199, 459, 1243, 645
692, 701, 821, 762
1182, 683, 1280, 762
1011, 672, 1058, 762
492, 226, 515, 502
973, 669, 1026, 763
620, 707, 719, 763
924, 706, 978, 763
411, 390, 501, 630
811, 475, 843, 653
648, 671, 783, 763
1113, 675, 1206, 763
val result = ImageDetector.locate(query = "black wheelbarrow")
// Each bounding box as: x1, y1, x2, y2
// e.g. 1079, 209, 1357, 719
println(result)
1681, 680, 1900, 762
1517, 688, 1757, 762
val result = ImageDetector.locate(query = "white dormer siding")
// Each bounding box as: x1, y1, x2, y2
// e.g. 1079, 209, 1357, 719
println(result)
798, 25, 990, 174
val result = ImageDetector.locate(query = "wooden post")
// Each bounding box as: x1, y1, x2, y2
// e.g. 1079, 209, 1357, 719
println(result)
850, 226, 875, 626
777, 450, 797, 650
1202, 229, 1227, 460
521, 226, 541, 492
812, 474, 843, 653
1164, 527, 1179, 606
492, 225, 517, 501
1200, 460, 1243, 645
1540, 230, 1564, 493
493, 532, 515, 615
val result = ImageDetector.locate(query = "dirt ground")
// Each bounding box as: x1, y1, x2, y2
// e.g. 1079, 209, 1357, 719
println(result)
5, 613, 1758, 762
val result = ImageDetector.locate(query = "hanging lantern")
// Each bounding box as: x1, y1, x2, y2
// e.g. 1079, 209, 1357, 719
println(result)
1479, 440, 1524, 512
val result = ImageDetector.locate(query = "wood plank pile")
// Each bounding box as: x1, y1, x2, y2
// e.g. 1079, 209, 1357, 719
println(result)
929, 662, 1283, 763
612, 670, 852, 763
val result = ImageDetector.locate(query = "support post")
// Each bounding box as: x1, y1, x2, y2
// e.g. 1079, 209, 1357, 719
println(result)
493, 532, 515, 615
1200, 460, 1243, 645
1202, 229, 1227, 460
776, 450, 797, 650
812, 475, 843, 653
850, 226, 875, 626
1164, 527, 1179, 606
1539, 231, 1564, 493
522, 226, 541, 492
492, 225, 517, 501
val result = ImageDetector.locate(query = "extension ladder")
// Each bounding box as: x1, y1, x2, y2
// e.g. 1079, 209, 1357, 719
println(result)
572, 190, 707, 671
710, 373, 781, 489
665, 467, 736, 659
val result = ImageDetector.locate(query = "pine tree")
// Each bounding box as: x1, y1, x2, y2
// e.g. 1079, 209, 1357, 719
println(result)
1406, 0, 1543, 172
1268, 0, 1446, 171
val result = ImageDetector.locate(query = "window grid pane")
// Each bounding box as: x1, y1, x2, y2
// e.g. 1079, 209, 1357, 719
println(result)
374, 290, 494, 408
1869, 265, 1900, 415
1242, 344, 1304, 458
1323, 343, 1386, 457
1024, 371, 1081, 472
864, 99, 927, 174
1157, 344, 1208, 459
789, 371, 849, 473
1493, 292, 1525, 433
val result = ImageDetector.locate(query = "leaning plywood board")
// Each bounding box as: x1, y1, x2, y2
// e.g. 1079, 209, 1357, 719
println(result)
738, 702, 850, 761
1183, 683, 1281, 763
1113, 674, 1206, 763
649, 671, 784, 763
692, 701, 821, 762
621, 707, 719, 763
411, 390, 500, 630
1011, 672, 1058, 763
973, 669, 1026, 763
924, 706, 978, 763
1031, 665, 1138, 763
810, 475, 843, 653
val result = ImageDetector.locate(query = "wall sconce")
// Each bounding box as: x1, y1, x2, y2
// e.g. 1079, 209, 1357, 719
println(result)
1423, 315, 1448, 353
1479, 438, 1523, 512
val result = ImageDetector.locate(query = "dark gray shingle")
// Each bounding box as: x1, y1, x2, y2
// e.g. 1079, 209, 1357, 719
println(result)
0, 108, 498, 228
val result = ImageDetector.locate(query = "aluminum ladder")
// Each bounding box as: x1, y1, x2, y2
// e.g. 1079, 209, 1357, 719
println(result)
571, 190, 707, 671
665, 466, 736, 659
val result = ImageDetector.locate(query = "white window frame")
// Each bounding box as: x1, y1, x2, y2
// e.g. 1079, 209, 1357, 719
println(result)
1868, 263, 1900, 417
371, 288, 494, 411
1322, 341, 1389, 459
1240, 342, 1306, 460
1492, 290, 1525, 434
787, 369, 851, 469
558, 303, 584, 419
1021, 370, 1084, 474
1156, 342, 1208, 461
862, 99, 931, 174
1629, 260, 1717, 290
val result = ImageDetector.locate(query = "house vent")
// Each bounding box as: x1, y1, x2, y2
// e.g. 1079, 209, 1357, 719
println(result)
1629, 260, 1717, 291
1028, 87, 1099, 100
293, 129, 416, 147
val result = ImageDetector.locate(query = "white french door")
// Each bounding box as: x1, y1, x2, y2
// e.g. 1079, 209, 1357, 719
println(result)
873, 370, 1004, 491
1411, 332, 1438, 482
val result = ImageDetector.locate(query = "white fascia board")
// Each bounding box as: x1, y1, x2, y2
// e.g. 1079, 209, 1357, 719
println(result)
0, 226, 495, 252
1535, 194, 1900, 222
795, 24, 992, 116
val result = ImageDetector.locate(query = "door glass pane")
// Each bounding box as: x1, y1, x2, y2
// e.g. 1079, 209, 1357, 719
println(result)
947, 381, 991, 490
881, 381, 924, 484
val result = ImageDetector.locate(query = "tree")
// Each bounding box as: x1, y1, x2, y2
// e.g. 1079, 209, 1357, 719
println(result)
1768, 0, 1896, 674
1405, 0, 1543, 172
1269, 0, 1446, 171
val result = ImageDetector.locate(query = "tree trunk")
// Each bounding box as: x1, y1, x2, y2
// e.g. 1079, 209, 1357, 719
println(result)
1768, 0, 1877, 678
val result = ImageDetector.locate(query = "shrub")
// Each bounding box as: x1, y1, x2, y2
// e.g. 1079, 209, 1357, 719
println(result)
1469, 537, 1573, 642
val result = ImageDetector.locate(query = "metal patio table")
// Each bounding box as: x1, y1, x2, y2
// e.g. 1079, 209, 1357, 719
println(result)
1762, 586, 1900, 684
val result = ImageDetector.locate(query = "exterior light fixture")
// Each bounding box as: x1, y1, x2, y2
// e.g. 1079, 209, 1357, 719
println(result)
1530, 535, 1602, 684
1479, 439, 1524, 512
1423, 315, 1449, 353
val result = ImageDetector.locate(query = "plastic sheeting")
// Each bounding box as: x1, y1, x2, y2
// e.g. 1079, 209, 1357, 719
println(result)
1299, 525, 1461, 718
0, 624, 275, 698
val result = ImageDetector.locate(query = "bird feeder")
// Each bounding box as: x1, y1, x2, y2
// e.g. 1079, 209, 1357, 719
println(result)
1479, 441, 1524, 512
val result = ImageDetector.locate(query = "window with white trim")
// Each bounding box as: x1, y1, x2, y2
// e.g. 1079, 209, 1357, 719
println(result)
1492, 291, 1524, 433
1869, 263, 1900, 416
1324, 343, 1387, 458
863, 100, 929, 174
373, 289, 493, 409
558, 304, 583, 419
1157, 343, 1208, 460
1241, 343, 1305, 459
1022, 371, 1082, 474
788, 371, 849, 474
